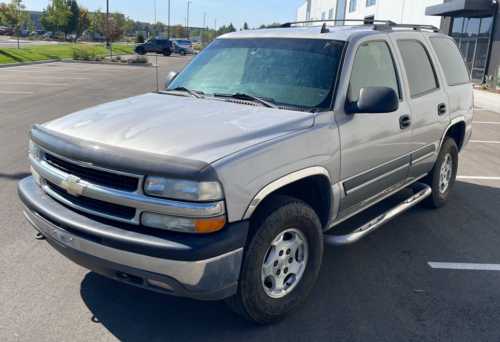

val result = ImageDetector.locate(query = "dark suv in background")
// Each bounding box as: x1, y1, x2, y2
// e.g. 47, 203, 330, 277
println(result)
134, 39, 173, 56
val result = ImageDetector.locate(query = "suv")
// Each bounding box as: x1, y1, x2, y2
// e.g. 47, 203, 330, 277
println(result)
18, 21, 473, 324
0, 27, 14, 35
172, 39, 194, 55
30, 30, 45, 36
134, 39, 173, 56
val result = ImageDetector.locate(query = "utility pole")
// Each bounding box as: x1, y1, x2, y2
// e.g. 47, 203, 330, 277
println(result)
203, 12, 206, 45
17, 0, 22, 50
168, 0, 170, 38
187, 2, 191, 39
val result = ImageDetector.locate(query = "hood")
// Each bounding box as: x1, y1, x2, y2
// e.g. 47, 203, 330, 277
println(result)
44, 93, 314, 164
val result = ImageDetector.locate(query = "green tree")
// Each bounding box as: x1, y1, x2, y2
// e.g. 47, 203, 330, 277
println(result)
40, 0, 71, 38
60, 0, 79, 38
135, 31, 144, 43
243, 22, 249, 30
76, 7, 90, 36
98, 12, 125, 58
27, 14, 35, 32
172, 24, 188, 38
259, 24, 265, 29
227, 22, 236, 32
0, 0, 28, 48
124, 16, 135, 36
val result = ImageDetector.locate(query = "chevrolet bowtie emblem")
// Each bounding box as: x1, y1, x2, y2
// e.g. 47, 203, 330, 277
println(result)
60, 175, 86, 196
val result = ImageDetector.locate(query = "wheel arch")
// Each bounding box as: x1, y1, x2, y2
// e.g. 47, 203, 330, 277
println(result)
242, 167, 333, 230
441, 116, 466, 152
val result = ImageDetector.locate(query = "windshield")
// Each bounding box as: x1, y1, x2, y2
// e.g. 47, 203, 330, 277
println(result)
169, 38, 345, 109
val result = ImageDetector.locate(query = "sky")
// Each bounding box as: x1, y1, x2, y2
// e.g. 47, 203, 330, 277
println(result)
21, 0, 306, 30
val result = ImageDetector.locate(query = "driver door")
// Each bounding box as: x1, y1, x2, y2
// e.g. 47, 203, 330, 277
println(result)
334, 37, 412, 218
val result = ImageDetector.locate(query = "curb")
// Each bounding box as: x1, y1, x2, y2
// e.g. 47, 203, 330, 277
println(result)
474, 100, 500, 114
62, 59, 153, 67
0, 59, 62, 68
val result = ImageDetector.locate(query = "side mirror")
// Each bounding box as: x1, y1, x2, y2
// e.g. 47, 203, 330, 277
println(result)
165, 71, 179, 89
346, 87, 399, 114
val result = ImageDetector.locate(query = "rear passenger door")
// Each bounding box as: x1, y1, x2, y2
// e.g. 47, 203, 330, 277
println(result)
388, 32, 450, 180
334, 37, 412, 217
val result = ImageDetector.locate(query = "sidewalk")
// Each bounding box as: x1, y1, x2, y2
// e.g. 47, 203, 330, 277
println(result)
474, 89, 500, 113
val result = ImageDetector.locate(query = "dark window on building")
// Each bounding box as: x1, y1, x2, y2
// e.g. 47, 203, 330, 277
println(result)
479, 17, 493, 37
349, 0, 356, 12
397, 41, 438, 97
366, 0, 376, 7
430, 37, 470, 86
364, 15, 374, 25
349, 41, 400, 102
322, 12, 326, 20
329, 9, 334, 19
336, 0, 347, 25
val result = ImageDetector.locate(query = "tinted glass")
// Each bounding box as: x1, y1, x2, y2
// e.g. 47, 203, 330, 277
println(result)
430, 37, 470, 86
176, 40, 191, 44
397, 41, 438, 97
169, 38, 345, 109
349, 41, 399, 102
473, 39, 489, 70
451, 17, 463, 38
349, 0, 356, 12
463, 18, 480, 38
479, 17, 493, 37
335, 0, 346, 25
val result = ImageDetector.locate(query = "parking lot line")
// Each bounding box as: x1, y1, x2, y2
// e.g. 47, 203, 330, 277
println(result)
0, 70, 111, 76
0, 76, 92, 80
428, 262, 500, 271
473, 122, 500, 124
0, 82, 67, 86
457, 176, 500, 180
469, 140, 500, 144
474, 108, 487, 111
0, 91, 33, 94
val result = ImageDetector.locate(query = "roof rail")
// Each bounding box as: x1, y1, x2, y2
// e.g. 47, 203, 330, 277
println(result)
272, 20, 443, 34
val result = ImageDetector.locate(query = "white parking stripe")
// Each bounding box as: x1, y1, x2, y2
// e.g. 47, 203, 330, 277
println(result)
429, 262, 500, 271
457, 176, 500, 180
0, 91, 33, 94
0, 76, 91, 80
0, 70, 110, 76
0, 82, 67, 86
469, 140, 500, 144
474, 109, 487, 111
473, 122, 500, 124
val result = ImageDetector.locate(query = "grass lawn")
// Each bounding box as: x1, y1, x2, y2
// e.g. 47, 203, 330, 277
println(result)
0, 44, 135, 64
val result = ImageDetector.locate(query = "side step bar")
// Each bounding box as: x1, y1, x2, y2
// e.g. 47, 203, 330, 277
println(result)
324, 183, 432, 246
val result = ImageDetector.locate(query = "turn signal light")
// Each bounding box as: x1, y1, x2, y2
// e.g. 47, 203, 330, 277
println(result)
195, 217, 226, 233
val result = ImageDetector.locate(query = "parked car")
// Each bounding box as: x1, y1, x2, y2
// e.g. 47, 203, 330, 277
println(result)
134, 38, 173, 56
0, 27, 14, 35
30, 30, 45, 36
19, 21, 473, 324
44, 32, 53, 38
172, 39, 193, 55
21, 29, 30, 36
66, 34, 79, 42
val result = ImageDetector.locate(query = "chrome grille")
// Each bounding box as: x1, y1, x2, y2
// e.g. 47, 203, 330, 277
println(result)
45, 153, 139, 192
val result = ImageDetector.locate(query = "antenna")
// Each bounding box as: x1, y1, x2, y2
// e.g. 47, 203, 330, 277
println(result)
154, 0, 159, 92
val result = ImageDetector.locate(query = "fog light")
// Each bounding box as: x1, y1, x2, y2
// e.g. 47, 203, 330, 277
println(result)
30, 166, 42, 187
141, 212, 226, 233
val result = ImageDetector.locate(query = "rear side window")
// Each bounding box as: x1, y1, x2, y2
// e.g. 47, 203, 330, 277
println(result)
429, 37, 470, 86
397, 41, 438, 97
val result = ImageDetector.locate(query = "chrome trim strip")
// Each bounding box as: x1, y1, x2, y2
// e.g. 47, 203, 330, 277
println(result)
328, 173, 428, 229
345, 163, 410, 196
242, 166, 332, 220
324, 183, 432, 245
23, 203, 243, 290
30, 155, 225, 223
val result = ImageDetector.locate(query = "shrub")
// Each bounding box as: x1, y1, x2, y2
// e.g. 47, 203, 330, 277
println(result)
135, 32, 145, 43
115, 56, 121, 61
72, 44, 98, 61
481, 76, 490, 90
132, 55, 148, 63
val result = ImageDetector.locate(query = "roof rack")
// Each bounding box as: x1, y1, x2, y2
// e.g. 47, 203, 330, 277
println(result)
272, 19, 442, 34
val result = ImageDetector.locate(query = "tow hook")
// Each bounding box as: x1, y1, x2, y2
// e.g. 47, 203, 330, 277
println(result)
35, 232, 45, 240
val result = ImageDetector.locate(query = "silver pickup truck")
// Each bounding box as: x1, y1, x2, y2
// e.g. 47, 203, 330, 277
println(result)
18, 21, 473, 324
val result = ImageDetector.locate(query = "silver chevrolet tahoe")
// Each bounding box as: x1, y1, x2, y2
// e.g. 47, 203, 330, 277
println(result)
18, 21, 473, 324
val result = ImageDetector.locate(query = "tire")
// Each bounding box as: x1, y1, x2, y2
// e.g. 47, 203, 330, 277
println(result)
421, 137, 458, 208
136, 48, 145, 55
162, 49, 171, 56
180, 49, 186, 56
224, 195, 323, 324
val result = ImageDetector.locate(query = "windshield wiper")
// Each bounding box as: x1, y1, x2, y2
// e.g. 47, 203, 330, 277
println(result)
213, 93, 278, 108
165, 86, 204, 98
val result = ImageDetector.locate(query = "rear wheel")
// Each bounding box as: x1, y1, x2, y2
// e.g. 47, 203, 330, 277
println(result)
180, 49, 186, 56
422, 137, 458, 208
224, 195, 323, 324
162, 49, 171, 56
136, 48, 145, 55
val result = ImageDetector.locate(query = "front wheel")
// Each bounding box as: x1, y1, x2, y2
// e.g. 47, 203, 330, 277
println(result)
179, 49, 186, 56
224, 195, 323, 324
422, 137, 458, 208
136, 48, 145, 55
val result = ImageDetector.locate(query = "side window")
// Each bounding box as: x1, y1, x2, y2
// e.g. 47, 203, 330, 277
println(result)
397, 41, 438, 97
429, 37, 470, 86
349, 41, 400, 102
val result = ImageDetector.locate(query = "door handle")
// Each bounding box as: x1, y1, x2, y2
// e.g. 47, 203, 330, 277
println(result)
399, 115, 411, 130
438, 103, 447, 116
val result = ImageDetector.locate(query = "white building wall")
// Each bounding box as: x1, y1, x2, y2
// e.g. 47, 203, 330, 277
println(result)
297, 0, 443, 27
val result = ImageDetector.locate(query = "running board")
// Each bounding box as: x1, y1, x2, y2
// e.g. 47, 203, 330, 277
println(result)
324, 183, 432, 246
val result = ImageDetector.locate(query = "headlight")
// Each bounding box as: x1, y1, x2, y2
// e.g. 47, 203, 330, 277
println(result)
144, 176, 223, 201
141, 212, 226, 233
29, 140, 41, 160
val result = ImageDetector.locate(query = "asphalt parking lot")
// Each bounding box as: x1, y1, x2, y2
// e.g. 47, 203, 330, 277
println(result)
1, 58, 499, 341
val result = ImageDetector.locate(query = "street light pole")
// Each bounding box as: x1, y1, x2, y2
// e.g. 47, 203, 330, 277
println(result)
17, 0, 22, 50
106, 0, 110, 47
168, 0, 171, 39
203, 12, 206, 45
187, 2, 191, 39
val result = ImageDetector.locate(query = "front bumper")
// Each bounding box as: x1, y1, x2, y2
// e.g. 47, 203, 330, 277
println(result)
18, 176, 248, 300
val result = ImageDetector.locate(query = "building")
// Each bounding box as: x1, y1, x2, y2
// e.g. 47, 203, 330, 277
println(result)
296, 0, 500, 85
